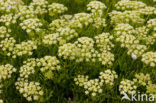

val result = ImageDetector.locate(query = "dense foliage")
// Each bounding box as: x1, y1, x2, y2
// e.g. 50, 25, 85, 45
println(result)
0, 0, 156, 103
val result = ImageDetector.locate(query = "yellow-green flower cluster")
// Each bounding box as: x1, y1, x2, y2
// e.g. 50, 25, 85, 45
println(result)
0, 26, 10, 38
0, 38, 37, 58
48, 3, 68, 16
16, 55, 61, 101
30, 0, 48, 15
0, 64, 16, 81
74, 70, 118, 96
134, 26, 155, 45
69, 19, 83, 29
0, 37, 16, 56
74, 37, 97, 62
92, 17, 107, 28
94, 33, 114, 51
115, 0, 146, 11
74, 75, 89, 87
49, 19, 68, 31
142, 52, 156, 67
109, 10, 144, 25
19, 58, 36, 79
16, 81, 44, 101
0, 0, 20, 13
114, 23, 135, 36
138, 6, 156, 15
0, 13, 18, 26
12, 40, 37, 58
98, 50, 114, 66
17, 5, 36, 20
87, 1, 107, 16
116, 34, 139, 48
146, 84, 156, 99
147, 19, 156, 32
58, 37, 97, 62
73, 13, 93, 26
43, 27, 78, 45
99, 69, 118, 86
56, 27, 78, 42
74, 75, 103, 96
83, 79, 103, 96
36, 56, 61, 72
20, 18, 42, 33
42, 33, 60, 45
119, 79, 137, 95
58, 37, 115, 65
127, 44, 147, 57
133, 73, 152, 86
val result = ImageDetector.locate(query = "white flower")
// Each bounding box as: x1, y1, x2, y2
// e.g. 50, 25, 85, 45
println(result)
131, 53, 137, 60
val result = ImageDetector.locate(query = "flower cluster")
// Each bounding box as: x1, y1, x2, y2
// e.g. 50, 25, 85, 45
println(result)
73, 37, 97, 62
0, 38, 37, 58
36, 56, 61, 73
0, 0, 20, 13
59, 37, 97, 62
20, 18, 42, 34
74, 69, 118, 96
92, 17, 107, 28
99, 69, 118, 86
43, 27, 78, 45
0, 26, 10, 38
94, 33, 114, 51
15, 81, 44, 101
116, 34, 139, 48
147, 19, 156, 32
109, 10, 144, 25
56, 27, 78, 43
138, 6, 156, 15
115, 0, 146, 11
49, 19, 68, 31
74, 75, 89, 87
113, 23, 135, 37
127, 44, 147, 58
42, 33, 60, 45
142, 52, 156, 67
0, 37, 16, 56
58, 43, 79, 60
30, 0, 48, 15
119, 79, 137, 95
87, 1, 107, 16
146, 84, 156, 98
12, 40, 37, 57
0, 14, 18, 26
17, 5, 36, 20
74, 75, 103, 96
98, 50, 114, 66
48, 3, 68, 16
73, 13, 93, 26
134, 26, 155, 45
0, 64, 16, 81
133, 73, 152, 86
19, 58, 36, 79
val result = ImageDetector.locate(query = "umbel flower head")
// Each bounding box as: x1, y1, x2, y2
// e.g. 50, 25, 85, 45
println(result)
142, 52, 156, 67
48, 3, 68, 16
119, 79, 137, 95
115, 0, 146, 11
87, 1, 107, 16
0, 64, 16, 81
74, 69, 118, 97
